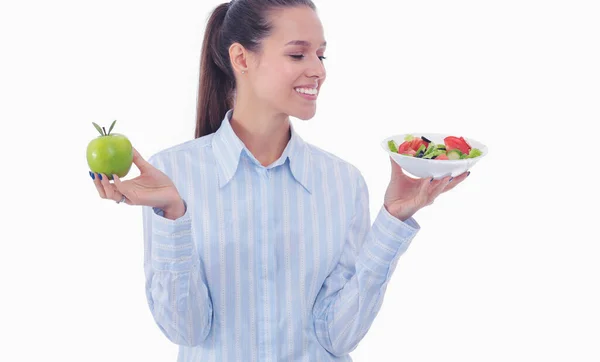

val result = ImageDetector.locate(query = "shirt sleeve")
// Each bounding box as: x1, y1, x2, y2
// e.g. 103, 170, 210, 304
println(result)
313, 170, 420, 357
142, 154, 213, 346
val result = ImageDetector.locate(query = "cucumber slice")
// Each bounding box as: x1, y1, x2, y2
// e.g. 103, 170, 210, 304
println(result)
388, 140, 398, 153
414, 144, 426, 158
447, 149, 463, 160
424, 143, 436, 156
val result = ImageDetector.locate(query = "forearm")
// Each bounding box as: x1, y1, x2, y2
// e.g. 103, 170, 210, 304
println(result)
313, 264, 391, 356
314, 206, 420, 356
143, 200, 213, 346
146, 261, 213, 346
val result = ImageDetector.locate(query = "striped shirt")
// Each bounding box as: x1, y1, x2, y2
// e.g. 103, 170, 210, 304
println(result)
142, 109, 421, 361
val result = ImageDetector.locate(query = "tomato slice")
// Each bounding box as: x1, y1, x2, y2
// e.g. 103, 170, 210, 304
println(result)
435, 154, 449, 160
458, 137, 470, 152
397, 141, 412, 154
409, 138, 421, 151
444, 136, 471, 154
409, 138, 429, 152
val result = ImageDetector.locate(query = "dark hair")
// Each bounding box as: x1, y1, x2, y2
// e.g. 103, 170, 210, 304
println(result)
195, 0, 317, 138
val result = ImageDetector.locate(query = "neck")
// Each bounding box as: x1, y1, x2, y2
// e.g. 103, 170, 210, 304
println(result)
230, 100, 291, 167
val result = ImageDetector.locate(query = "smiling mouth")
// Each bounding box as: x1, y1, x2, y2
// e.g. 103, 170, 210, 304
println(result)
294, 87, 318, 96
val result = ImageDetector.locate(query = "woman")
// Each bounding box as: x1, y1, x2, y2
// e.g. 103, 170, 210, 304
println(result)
90, 0, 469, 360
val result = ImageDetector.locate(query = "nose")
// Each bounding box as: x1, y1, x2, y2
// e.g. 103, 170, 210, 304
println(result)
307, 55, 326, 80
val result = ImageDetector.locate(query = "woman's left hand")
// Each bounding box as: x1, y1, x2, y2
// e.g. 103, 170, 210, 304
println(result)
383, 157, 470, 221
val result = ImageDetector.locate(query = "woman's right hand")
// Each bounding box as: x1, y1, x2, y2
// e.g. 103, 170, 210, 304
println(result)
91, 147, 184, 215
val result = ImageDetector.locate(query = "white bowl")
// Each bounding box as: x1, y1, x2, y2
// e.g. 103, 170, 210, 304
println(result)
381, 133, 488, 180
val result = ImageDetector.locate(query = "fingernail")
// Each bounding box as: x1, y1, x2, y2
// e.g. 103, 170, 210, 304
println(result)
89, 171, 95, 180
430, 177, 434, 183
449, 177, 454, 182
98, 173, 103, 181
467, 171, 471, 177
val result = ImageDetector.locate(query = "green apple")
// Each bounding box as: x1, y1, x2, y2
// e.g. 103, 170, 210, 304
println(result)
86, 120, 133, 180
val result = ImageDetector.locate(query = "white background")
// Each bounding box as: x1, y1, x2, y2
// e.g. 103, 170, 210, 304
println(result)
1, 0, 599, 361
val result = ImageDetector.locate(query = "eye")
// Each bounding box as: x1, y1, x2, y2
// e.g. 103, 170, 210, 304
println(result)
289, 54, 327, 61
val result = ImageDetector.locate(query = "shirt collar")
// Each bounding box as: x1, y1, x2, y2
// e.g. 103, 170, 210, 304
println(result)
211, 109, 312, 193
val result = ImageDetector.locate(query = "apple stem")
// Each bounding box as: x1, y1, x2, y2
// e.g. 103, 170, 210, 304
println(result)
102, 127, 107, 136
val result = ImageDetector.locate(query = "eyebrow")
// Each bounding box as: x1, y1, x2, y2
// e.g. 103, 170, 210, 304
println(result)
285, 40, 327, 48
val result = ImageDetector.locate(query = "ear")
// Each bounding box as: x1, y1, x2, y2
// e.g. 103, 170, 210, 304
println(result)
229, 42, 249, 74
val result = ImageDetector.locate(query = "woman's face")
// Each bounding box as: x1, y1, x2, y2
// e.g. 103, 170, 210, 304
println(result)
247, 6, 327, 120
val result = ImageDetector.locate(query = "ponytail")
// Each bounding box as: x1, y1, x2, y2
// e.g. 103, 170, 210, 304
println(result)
195, 3, 234, 138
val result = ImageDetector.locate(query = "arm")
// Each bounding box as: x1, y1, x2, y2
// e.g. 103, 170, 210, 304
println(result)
313, 171, 420, 356
142, 155, 213, 346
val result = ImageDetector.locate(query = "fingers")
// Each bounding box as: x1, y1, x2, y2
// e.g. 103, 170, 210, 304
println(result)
390, 156, 421, 185
107, 174, 135, 205
91, 172, 107, 198
390, 156, 402, 172
132, 147, 151, 173
419, 175, 452, 206
421, 171, 471, 206
90, 171, 130, 204
389, 157, 406, 181
429, 176, 452, 200
442, 171, 470, 193
99, 173, 125, 203
113, 174, 136, 205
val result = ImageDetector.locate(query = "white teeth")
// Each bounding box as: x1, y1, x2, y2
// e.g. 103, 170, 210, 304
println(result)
295, 87, 318, 95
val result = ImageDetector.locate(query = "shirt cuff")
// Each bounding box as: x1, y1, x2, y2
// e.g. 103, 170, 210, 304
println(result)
151, 199, 194, 272
360, 206, 421, 277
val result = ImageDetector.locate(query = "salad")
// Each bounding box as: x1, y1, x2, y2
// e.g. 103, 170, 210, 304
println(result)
388, 134, 482, 160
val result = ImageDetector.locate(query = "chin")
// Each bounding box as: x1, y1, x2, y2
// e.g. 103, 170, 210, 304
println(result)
290, 106, 317, 121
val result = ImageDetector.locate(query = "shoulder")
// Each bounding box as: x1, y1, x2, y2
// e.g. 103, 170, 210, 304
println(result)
148, 134, 214, 167
306, 142, 360, 174
304, 142, 364, 194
